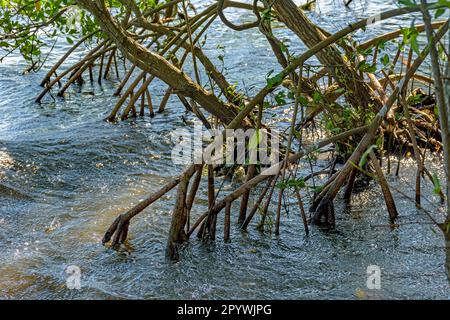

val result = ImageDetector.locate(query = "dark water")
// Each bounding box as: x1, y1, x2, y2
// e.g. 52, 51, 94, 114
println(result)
0, 0, 449, 299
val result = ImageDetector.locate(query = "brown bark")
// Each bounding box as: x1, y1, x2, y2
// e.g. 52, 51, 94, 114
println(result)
420, 1, 450, 229
238, 164, 255, 225
224, 202, 231, 242
311, 20, 449, 225
369, 151, 398, 222
166, 172, 189, 260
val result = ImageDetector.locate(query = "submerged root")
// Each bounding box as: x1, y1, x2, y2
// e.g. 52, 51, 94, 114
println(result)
24, 0, 447, 260
102, 214, 130, 248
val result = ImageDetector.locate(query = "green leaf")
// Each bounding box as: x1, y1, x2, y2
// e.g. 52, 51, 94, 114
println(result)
275, 91, 287, 105
266, 73, 283, 89
410, 36, 419, 54
287, 179, 306, 189
357, 60, 377, 73
313, 91, 322, 103
359, 145, 378, 167
381, 54, 390, 66
398, 0, 417, 7
435, 8, 446, 19
298, 95, 309, 107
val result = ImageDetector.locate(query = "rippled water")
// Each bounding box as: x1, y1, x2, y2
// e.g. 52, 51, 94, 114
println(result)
0, 0, 449, 299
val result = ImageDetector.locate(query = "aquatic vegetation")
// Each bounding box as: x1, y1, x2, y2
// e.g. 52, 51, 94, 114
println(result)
0, 0, 449, 268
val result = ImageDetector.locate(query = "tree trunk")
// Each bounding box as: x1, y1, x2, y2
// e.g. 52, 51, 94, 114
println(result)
273, 0, 381, 112
420, 0, 450, 230
166, 172, 189, 260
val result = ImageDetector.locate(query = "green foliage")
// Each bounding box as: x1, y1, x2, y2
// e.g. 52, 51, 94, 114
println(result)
261, 7, 276, 23
357, 60, 377, 73
248, 129, 262, 151
398, 0, 417, 6
266, 70, 284, 89
137, 0, 161, 12
298, 95, 309, 107
226, 83, 243, 103
0, 0, 98, 64
401, 25, 420, 54
0, 0, 167, 64
274, 91, 287, 105
407, 92, 424, 105
381, 54, 390, 66
397, 0, 450, 55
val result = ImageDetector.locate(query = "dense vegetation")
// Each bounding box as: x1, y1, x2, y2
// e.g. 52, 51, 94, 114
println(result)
1, 0, 449, 265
